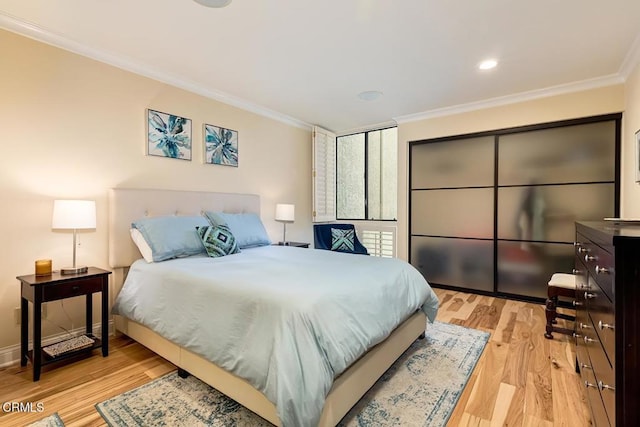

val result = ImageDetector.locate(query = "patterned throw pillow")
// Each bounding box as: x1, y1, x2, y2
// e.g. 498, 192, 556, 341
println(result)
331, 228, 355, 252
196, 225, 240, 258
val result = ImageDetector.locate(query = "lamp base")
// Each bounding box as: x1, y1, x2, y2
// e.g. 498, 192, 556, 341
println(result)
60, 266, 88, 275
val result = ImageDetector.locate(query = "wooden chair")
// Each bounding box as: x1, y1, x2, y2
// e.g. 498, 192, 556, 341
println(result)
544, 273, 576, 339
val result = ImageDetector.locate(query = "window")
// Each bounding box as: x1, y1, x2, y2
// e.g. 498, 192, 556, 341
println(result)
337, 128, 397, 220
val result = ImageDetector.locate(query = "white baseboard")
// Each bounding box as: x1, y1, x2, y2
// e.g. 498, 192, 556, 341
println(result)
0, 320, 114, 368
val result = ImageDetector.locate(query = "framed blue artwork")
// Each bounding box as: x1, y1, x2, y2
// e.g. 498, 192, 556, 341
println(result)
147, 109, 192, 160
204, 123, 238, 167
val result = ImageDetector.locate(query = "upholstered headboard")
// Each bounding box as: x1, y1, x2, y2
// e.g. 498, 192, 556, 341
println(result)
108, 188, 260, 268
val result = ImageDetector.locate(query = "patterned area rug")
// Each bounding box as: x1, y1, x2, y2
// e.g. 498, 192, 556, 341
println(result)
26, 413, 64, 427
96, 321, 489, 426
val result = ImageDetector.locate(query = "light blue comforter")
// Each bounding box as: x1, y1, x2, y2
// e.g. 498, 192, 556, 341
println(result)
113, 246, 439, 426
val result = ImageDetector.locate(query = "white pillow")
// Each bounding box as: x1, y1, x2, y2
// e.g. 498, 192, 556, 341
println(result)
130, 228, 154, 263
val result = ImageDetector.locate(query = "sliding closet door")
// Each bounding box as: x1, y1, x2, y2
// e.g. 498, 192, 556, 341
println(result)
496, 120, 617, 298
410, 136, 495, 292
409, 114, 620, 301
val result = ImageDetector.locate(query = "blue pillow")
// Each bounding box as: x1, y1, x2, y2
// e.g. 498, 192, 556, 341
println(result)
204, 211, 271, 249
331, 228, 355, 252
196, 225, 240, 258
131, 215, 209, 262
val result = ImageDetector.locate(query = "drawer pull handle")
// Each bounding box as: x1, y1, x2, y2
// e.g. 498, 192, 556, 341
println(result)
572, 332, 582, 339
598, 320, 615, 331
578, 247, 590, 253
598, 381, 615, 392
595, 266, 610, 275
584, 336, 598, 344
579, 322, 591, 330
584, 292, 595, 300
574, 242, 581, 247
580, 363, 592, 370
585, 254, 597, 262
573, 301, 582, 307
585, 380, 597, 389
572, 268, 581, 275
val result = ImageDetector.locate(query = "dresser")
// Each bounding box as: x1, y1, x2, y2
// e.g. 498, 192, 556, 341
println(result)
574, 221, 640, 426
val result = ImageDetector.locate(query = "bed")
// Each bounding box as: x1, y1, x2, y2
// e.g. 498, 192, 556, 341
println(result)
108, 188, 439, 427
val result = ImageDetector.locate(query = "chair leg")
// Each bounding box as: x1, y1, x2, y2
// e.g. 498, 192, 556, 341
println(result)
544, 295, 558, 339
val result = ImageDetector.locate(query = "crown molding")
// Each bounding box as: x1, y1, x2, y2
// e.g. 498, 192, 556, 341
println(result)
394, 74, 624, 125
619, 32, 640, 79
0, 12, 312, 131
336, 120, 398, 137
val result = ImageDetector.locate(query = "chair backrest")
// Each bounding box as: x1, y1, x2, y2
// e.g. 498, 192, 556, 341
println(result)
313, 223, 369, 255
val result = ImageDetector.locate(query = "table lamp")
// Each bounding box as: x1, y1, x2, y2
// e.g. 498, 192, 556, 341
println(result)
275, 203, 295, 245
52, 200, 96, 275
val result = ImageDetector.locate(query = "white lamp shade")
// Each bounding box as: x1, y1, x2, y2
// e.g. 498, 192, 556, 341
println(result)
275, 204, 295, 222
52, 200, 97, 229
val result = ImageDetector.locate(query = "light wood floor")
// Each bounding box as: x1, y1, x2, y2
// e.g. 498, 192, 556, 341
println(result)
0, 288, 591, 426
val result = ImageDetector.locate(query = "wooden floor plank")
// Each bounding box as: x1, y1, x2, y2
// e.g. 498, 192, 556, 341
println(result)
464, 341, 509, 420
490, 382, 516, 427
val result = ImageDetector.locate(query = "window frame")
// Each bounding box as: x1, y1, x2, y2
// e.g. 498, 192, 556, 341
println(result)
336, 126, 398, 221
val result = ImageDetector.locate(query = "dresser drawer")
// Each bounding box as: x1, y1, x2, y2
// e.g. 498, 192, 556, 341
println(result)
582, 324, 615, 427
575, 308, 592, 372
586, 276, 615, 367
580, 357, 611, 427
42, 277, 104, 301
582, 243, 614, 302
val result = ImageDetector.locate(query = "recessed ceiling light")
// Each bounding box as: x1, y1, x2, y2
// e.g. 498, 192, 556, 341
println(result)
478, 59, 498, 70
193, 0, 232, 8
358, 90, 383, 101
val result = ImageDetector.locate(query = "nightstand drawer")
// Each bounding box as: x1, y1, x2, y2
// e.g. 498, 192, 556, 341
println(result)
43, 277, 103, 301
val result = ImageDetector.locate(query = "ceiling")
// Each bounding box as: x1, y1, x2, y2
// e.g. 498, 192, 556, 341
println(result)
2, 0, 640, 133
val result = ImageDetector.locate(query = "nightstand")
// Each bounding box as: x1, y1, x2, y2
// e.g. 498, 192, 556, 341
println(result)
17, 267, 111, 381
274, 242, 310, 248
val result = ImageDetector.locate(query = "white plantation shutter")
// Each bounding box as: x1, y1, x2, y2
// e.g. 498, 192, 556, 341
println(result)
356, 224, 396, 258
312, 126, 336, 222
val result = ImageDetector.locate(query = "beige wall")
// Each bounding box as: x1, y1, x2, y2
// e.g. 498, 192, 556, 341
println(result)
397, 85, 625, 261
0, 30, 311, 351
623, 62, 640, 215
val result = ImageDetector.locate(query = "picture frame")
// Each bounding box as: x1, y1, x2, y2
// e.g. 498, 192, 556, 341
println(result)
147, 109, 192, 160
204, 123, 238, 167
636, 129, 640, 183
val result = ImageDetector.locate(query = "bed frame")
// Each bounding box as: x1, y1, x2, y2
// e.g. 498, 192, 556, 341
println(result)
108, 188, 427, 426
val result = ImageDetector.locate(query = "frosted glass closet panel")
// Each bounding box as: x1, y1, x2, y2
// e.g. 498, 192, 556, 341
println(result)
411, 236, 494, 292
411, 189, 494, 239
497, 241, 575, 298
497, 183, 615, 243
498, 121, 616, 186
411, 136, 494, 189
